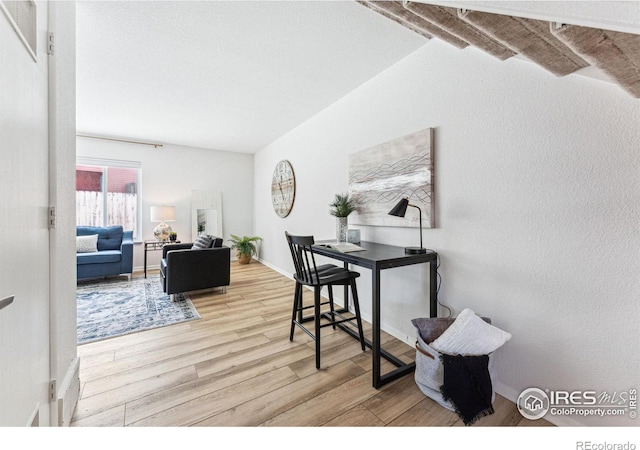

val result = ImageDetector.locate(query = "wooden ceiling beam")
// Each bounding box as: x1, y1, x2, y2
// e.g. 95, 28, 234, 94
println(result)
552, 24, 640, 97
404, 2, 516, 60
458, 9, 589, 76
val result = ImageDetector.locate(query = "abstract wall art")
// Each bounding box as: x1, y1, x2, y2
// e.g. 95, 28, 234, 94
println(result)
348, 128, 434, 228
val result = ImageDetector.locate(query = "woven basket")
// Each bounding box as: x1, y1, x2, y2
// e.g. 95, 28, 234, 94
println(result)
411, 317, 497, 411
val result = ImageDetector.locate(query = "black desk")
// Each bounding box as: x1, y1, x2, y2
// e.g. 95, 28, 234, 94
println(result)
312, 241, 438, 389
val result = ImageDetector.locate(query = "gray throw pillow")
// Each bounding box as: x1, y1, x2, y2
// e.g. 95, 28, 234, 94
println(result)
192, 234, 214, 249
76, 234, 99, 253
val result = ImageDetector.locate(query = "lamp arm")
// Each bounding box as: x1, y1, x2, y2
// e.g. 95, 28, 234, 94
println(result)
409, 203, 423, 249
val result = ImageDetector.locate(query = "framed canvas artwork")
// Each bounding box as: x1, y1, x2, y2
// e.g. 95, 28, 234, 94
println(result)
348, 128, 434, 228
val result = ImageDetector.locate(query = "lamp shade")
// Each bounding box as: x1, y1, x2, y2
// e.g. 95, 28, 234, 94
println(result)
150, 206, 175, 222
388, 198, 409, 217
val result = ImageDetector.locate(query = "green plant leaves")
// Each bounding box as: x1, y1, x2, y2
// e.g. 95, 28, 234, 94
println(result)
229, 234, 263, 256
329, 192, 358, 217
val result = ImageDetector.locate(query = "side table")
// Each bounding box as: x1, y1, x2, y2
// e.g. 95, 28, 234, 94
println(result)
144, 240, 180, 278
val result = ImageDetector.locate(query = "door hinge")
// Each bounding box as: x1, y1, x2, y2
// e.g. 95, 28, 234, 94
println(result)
49, 379, 56, 402
48, 206, 56, 229
47, 32, 55, 55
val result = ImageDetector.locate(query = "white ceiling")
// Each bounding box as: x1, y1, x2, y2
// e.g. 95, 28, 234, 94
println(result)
76, 1, 640, 154
76, 1, 428, 153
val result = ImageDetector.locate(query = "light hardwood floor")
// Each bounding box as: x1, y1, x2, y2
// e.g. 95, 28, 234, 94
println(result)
71, 261, 551, 427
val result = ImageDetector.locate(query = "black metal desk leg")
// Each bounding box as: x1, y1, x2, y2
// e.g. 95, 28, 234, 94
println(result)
372, 267, 381, 388
144, 245, 148, 278
343, 261, 350, 311
430, 259, 437, 318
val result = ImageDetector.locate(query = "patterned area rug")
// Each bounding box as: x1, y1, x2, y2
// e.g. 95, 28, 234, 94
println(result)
77, 277, 200, 345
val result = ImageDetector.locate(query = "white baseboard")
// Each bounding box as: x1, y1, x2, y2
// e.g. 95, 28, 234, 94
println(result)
254, 257, 290, 278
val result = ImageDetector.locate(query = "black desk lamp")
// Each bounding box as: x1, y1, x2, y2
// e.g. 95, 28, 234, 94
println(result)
388, 197, 426, 254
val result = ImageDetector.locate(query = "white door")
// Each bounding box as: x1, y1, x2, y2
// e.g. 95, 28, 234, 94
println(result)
0, 1, 53, 426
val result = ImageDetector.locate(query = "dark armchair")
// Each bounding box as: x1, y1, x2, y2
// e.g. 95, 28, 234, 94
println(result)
160, 236, 230, 300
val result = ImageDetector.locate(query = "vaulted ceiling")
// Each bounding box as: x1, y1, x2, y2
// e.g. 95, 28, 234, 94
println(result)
357, 1, 640, 98
76, 1, 640, 154
76, 1, 426, 153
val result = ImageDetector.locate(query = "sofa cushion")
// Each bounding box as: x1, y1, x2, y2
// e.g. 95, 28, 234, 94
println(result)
77, 225, 123, 251
77, 250, 122, 265
192, 234, 214, 249
77, 234, 98, 253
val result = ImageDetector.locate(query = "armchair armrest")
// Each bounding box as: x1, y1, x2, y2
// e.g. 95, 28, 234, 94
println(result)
120, 230, 134, 274
162, 242, 193, 259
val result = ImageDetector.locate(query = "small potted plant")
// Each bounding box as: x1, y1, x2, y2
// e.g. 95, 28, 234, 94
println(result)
169, 231, 177, 242
229, 234, 262, 264
329, 192, 358, 242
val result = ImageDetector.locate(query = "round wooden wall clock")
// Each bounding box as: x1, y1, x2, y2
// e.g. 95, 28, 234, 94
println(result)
271, 160, 296, 218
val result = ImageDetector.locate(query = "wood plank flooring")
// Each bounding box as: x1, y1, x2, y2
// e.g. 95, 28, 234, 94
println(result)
71, 261, 551, 427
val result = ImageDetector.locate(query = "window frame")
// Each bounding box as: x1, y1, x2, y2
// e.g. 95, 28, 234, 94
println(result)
76, 156, 142, 241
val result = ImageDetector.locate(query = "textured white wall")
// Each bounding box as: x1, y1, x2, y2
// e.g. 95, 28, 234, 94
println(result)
0, 1, 52, 426
254, 39, 640, 426
76, 139, 254, 271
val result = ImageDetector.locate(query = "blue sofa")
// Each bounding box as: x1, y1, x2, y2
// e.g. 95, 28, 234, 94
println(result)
76, 225, 134, 280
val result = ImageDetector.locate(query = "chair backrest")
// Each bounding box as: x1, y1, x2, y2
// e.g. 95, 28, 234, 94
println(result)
285, 232, 320, 285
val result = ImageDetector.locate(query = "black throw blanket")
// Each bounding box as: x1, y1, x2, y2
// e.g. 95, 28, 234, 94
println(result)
440, 354, 494, 426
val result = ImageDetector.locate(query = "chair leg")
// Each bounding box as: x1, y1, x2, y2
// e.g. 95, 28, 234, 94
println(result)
350, 280, 366, 351
314, 286, 322, 369
327, 285, 336, 329
297, 284, 305, 324
290, 282, 302, 341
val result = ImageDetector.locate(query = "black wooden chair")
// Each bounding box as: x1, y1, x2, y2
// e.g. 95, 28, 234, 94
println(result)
285, 232, 366, 369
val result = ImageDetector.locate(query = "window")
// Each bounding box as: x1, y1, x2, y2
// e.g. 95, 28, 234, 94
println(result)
76, 158, 141, 240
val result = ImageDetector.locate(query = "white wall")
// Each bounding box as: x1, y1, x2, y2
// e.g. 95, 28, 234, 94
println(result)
76, 139, 254, 270
0, 1, 52, 426
254, 39, 640, 426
